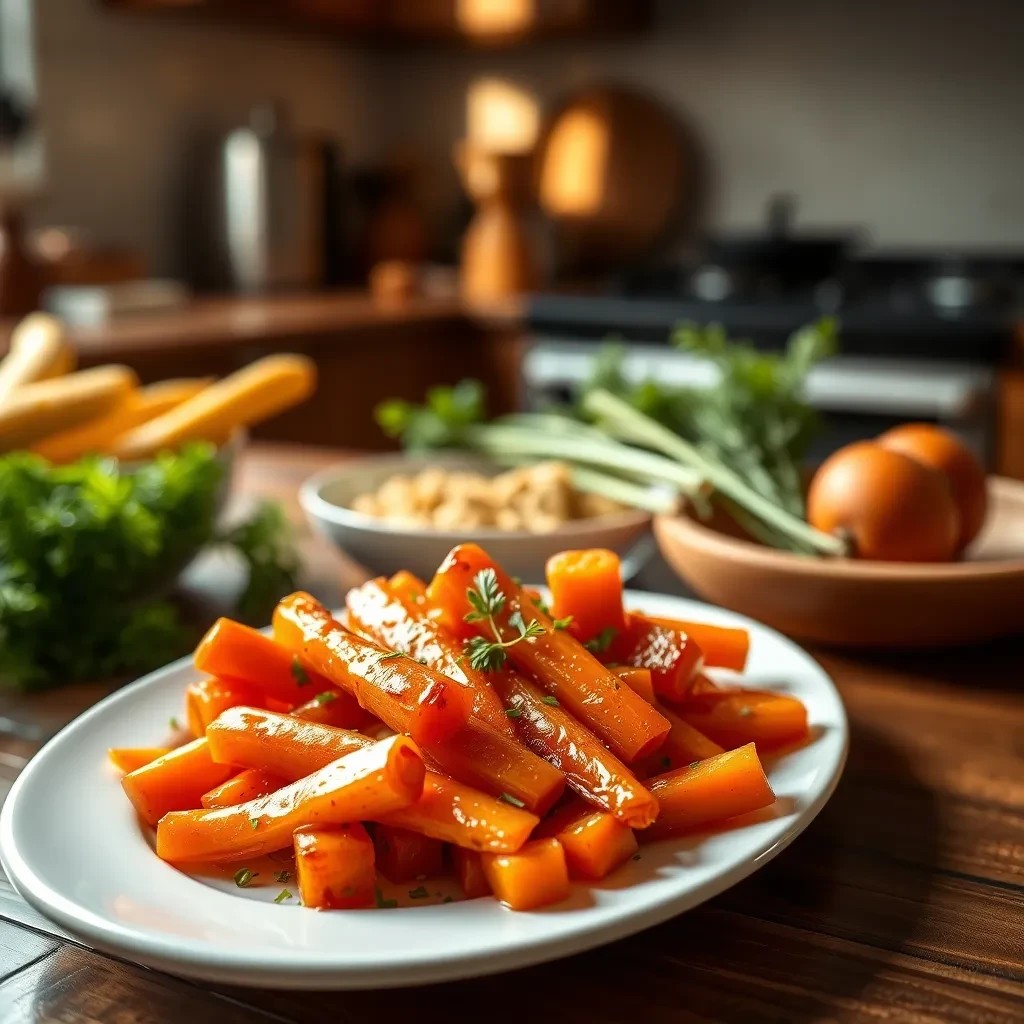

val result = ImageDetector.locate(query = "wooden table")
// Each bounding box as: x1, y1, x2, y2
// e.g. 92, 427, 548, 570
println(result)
0, 443, 1021, 1023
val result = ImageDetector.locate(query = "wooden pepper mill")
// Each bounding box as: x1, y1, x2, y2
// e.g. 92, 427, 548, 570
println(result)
455, 142, 539, 302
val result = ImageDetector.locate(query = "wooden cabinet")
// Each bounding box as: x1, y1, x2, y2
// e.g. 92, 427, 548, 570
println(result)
102, 0, 651, 45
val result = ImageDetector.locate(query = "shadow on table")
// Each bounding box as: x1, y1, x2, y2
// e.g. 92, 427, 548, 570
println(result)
205, 715, 940, 1024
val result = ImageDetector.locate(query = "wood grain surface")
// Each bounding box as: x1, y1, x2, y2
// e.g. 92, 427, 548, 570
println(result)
0, 443, 1021, 1024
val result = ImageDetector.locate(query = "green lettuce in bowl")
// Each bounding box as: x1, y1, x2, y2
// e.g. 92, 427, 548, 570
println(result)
0, 441, 297, 691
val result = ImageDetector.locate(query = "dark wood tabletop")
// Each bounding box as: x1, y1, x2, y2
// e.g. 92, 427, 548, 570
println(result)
0, 443, 1021, 1024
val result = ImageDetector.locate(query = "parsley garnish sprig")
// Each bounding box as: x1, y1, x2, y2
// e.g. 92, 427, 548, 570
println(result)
462, 569, 545, 672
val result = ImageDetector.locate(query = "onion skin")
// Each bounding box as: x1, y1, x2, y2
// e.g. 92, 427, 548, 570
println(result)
877, 423, 988, 551
807, 442, 960, 562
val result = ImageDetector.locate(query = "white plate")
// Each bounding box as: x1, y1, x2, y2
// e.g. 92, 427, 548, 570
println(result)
0, 593, 847, 990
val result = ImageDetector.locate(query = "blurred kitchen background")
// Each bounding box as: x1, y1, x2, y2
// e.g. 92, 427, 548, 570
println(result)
2, 0, 1023, 475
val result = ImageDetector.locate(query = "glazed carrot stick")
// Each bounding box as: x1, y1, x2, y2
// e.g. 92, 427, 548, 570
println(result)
610, 614, 704, 702
545, 548, 627, 643
651, 617, 749, 673
206, 708, 539, 852
535, 801, 638, 881
200, 768, 285, 809
194, 617, 359, 715
274, 593, 563, 813
185, 677, 263, 737
289, 691, 368, 727
481, 838, 570, 911
294, 824, 376, 909
613, 666, 655, 705
374, 824, 444, 883
635, 702, 724, 779
389, 570, 429, 603
156, 735, 425, 863
643, 743, 776, 840
121, 738, 235, 826
491, 671, 659, 828
426, 544, 670, 763
453, 847, 491, 899
677, 689, 809, 750
272, 595, 470, 747
107, 747, 170, 774
346, 577, 509, 736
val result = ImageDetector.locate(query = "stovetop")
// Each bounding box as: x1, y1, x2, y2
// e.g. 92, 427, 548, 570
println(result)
527, 253, 1023, 362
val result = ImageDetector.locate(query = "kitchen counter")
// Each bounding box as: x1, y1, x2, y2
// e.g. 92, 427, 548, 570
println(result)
0, 291, 526, 449
0, 290, 524, 360
0, 442, 1021, 1022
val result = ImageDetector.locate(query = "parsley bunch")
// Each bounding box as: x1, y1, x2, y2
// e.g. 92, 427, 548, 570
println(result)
0, 444, 298, 691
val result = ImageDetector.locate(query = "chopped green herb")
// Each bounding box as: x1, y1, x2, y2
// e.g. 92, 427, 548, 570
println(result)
407, 885, 429, 899
462, 570, 546, 672
442, 895, 455, 904
689, 760, 700, 768
632, 854, 641, 862
168, 716, 180, 731
584, 627, 618, 655
511, 575, 523, 586
249, 817, 260, 830
738, 705, 754, 717
379, 651, 403, 661
290, 656, 310, 685
274, 870, 291, 884
499, 791, 526, 808
233, 868, 256, 888
551, 615, 574, 631
273, 888, 294, 904
505, 707, 524, 719
313, 691, 336, 706
541, 695, 560, 706
374, 887, 398, 909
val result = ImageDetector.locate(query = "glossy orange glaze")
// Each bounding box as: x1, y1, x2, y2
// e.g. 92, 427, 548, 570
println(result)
207, 707, 538, 852
185, 677, 264, 738
373, 824, 444, 883
491, 670, 658, 828
200, 768, 285, 809
156, 735, 425, 863
536, 801, 638, 880
294, 823, 376, 909
347, 577, 512, 736
611, 614, 704, 702
427, 544, 670, 763
545, 547, 627, 642
677, 689, 809, 751
481, 838, 570, 911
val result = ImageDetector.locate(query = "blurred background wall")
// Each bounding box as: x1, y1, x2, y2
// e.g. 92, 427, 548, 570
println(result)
364, 0, 1024, 247
29, 0, 376, 275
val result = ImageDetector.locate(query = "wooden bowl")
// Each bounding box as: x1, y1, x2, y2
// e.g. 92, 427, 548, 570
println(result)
654, 476, 1024, 649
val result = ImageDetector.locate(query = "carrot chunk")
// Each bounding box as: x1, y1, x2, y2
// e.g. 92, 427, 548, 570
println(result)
611, 614, 704, 702
678, 689, 809, 750
635, 701, 724, 778
536, 802, 638, 880
200, 768, 285, 809
482, 838, 570, 911
185, 677, 263, 737
107, 747, 170, 774
294, 823, 376, 909
613, 666, 655, 705
545, 548, 626, 643
644, 743, 775, 840
374, 824, 444, 883
651, 617, 749, 672
453, 847, 491, 899
121, 738, 235, 826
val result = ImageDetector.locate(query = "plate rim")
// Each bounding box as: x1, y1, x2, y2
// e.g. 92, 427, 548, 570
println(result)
0, 593, 848, 990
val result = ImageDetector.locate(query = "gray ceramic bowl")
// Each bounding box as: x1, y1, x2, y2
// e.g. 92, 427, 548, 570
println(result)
299, 452, 654, 583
